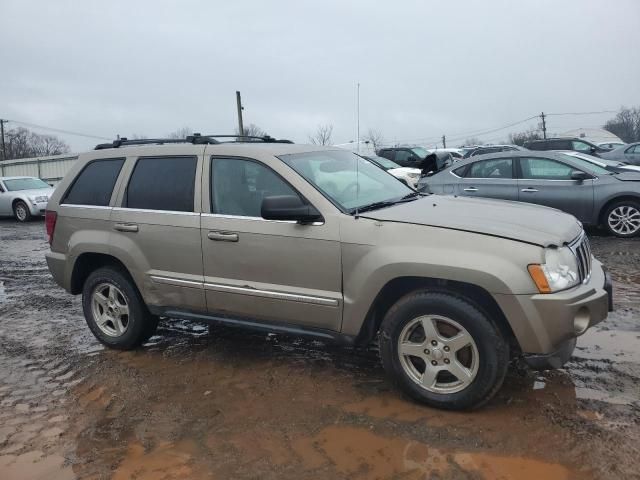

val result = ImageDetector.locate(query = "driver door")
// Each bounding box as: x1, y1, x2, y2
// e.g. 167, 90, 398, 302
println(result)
200, 155, 343, 331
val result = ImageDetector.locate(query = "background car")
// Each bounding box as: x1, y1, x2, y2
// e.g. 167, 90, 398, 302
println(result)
524, 137, 610, 157
0, 176, 54, 222
418, 151, 640, 237
377, 146, 432, 168
598, 141, 626, 150
462, 144, 526, 158
600, 142, 640, 165
363, 155, 421, 187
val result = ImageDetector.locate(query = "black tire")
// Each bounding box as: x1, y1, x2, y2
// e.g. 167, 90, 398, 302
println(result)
379, 290, 509, 410
602, 200, 640, 238
82, 266, 156, 350
13, 200, 31, 222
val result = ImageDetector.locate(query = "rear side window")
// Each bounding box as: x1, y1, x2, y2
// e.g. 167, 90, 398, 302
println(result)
125, 156, 197, 212
63, 158, 124, 206
467, 158, 513, 178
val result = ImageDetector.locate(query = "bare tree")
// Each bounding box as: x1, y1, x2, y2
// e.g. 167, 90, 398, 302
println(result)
509, 127, 542, 146
130, 133, 148, 140
235, 123, 267, 137
604, 106, 640, 143
166, 127, 194, 139
308, 124, 334, 146
463, 137, 482, 146
363, 128, 384, 151
2, 127, 70, 160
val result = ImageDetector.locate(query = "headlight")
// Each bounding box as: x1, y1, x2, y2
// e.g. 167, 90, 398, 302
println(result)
33, 196, 48, 203
528, 247, 579, 293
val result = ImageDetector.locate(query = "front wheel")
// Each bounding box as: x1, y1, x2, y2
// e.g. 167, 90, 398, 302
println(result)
13, 201, 31, 222
603, 200, 640, 238
379, 291, 509, 410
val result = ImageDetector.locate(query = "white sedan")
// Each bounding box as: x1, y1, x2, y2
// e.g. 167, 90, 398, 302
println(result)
0, 176, 54, 222
364, 155, 422, 188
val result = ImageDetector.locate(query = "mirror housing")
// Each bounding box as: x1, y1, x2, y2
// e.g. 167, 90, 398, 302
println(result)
261, 195, 323, 224
590, 146, 597, 154
570, 170, 591, 181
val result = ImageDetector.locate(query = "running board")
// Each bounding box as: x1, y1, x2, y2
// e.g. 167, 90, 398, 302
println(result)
156, 308, 355, 345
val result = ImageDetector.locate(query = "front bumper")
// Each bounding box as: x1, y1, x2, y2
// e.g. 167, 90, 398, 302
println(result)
28, 201, 48, 216
494, 259, 612, 368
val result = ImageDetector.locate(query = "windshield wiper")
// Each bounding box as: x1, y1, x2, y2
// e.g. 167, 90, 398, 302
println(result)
353, 193, 421, 214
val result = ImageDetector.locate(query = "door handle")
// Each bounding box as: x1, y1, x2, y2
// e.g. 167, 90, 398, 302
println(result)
521, 188, 539, 193
463, 187, 478, 192
208, 231, 239, 242
114, 223, 139, 232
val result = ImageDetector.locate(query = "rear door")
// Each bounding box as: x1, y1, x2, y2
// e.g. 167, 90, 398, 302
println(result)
200, 154, 343, 331
110, 152, 206, 313
516, 156, 594, 222
455, 157, 518, 200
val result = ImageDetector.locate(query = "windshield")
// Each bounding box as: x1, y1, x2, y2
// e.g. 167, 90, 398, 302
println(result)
558, 153, 610, 175
411, 147, 430, 158
3, 177, 51, 191
367, 155, 400, 170
280, 150, 414, 212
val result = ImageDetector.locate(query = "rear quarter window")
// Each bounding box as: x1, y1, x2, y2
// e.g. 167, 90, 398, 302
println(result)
63, 158, 125, 206
124, 156, 197, 212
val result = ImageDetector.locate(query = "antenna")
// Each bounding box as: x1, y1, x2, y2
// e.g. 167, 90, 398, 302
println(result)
354, 152, 360, 218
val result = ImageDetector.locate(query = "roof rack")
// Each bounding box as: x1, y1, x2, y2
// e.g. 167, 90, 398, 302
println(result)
94, 133, 293, 150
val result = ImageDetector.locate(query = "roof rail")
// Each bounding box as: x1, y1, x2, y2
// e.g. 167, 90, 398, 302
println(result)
94, 133, 293, 150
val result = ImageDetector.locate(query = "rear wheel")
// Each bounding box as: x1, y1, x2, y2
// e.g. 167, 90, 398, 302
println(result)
82, 267, 157, 350
603, 200, 640, 238
379, 291, 509, 410
13, 201, 31, 222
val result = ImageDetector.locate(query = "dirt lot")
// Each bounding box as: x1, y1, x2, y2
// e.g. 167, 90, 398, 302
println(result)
0, 219, 638, 480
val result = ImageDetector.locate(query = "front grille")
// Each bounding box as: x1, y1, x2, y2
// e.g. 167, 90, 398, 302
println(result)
570, 233, 592, 283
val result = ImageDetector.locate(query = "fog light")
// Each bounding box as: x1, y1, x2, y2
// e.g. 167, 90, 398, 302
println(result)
573, 307, 590, 335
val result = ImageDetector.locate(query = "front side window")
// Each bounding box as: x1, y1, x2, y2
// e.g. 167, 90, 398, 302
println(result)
280, 150, 413, 212
519, 157, 574, 180
63, 158, 125, 206
211, 157, 299, 217
125, 156, 196, 212
3, 177, 51, 191
467, 158, 513, 178
572, 140, 592, 152
394, 150, 413, 164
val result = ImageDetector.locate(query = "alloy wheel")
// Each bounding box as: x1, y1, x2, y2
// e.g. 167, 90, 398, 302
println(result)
397, 315, 479, 394
91, 283, 130, 337
608, 205, 640, 236
15, 204, 27, 221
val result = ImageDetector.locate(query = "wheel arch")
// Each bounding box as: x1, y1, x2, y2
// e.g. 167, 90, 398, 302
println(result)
70, 252, 139, 295
598, 194, 640, 226
355, 276, 520, 355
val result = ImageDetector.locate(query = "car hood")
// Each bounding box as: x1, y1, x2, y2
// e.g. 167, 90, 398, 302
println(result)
12, 188, 55, 198
361, 195, 582, 247
614, 171, 640, 181
389, 167, 421, 175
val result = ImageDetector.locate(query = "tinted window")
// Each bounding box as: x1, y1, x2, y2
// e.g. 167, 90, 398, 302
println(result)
63, 158, 124, 206
378, 150, 394, 161
467, 158, 513, 178
394, 150, 413, 164
551, 140, 571, 150
125, 156, 196, 212
452, 165, 468, 177
211, 158, 298, 217
526, 141, 545, 151
520, 157, 573, 180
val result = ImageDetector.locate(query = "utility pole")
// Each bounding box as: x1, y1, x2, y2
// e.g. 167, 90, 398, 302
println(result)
356, 83, 360, 153
0, 119, 7, 161
442, 135, 446, 148
540, 112, 547, 139
236, 91, 244, 137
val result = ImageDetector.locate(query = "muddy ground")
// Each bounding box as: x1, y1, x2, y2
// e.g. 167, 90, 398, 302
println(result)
0, 219, 638, 480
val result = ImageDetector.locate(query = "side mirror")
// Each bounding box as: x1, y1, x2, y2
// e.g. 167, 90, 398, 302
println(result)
570, 170, 591, 181
261, 195, 323, 224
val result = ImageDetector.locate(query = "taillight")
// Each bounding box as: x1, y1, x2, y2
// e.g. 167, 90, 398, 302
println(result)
45, 210, 57, 245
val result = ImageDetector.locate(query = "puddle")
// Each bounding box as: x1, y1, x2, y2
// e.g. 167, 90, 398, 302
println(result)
0, 451, 74, 480
294, 425, 576, 479
576, 328, 640, 363
112, 441, 201, 480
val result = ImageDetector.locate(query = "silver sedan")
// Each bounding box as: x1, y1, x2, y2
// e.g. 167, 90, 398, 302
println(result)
0, 176, 54, 222
417, 151, 640, 237
600, 142, 640, 165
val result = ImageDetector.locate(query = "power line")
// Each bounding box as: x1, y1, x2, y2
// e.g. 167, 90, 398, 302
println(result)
546, 110, 618, 116
4, 119, 111, 141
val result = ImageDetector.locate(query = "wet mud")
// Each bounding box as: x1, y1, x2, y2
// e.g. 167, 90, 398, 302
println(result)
0, 220, 638, 479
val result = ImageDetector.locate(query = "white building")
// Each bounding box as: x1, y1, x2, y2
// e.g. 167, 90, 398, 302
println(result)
559, 128, 623, 145
0, 153, 78, 186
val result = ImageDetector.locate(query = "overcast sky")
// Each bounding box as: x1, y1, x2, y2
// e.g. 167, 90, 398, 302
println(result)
1, 0, 639, 152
